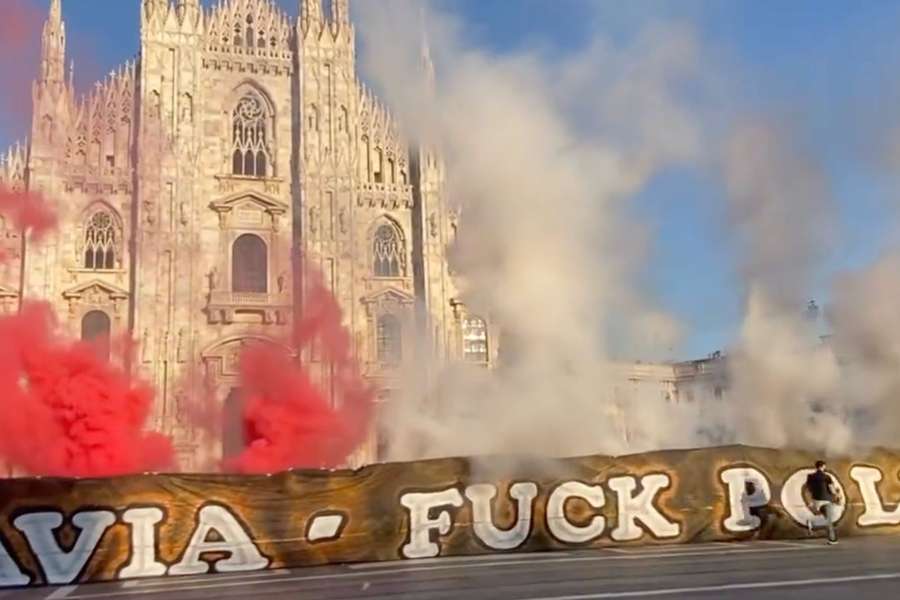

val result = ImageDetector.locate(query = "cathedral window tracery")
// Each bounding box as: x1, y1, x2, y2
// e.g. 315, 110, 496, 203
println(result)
373, 222, 404, 277
231, 91, 272, 178
83, 209, 118, 270
462, 316, 489, 364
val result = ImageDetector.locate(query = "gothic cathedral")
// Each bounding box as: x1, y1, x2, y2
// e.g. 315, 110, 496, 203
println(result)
0, 0, 492, 470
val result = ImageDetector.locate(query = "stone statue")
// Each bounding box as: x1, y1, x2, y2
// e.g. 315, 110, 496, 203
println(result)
429, 213, 438, 238
149, 91, 161, 118
277, 272, 287, 294
177, 328, 186, 363
310, 207, 319, 234
209, 267, 219, 292
179, 93, 193, 123
141, 329, 150, 363
144, 200, 155, 225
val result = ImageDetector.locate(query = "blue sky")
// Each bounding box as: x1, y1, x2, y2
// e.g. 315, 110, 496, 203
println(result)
4, 0, 900, 360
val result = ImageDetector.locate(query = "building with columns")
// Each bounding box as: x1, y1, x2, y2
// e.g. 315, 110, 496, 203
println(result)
0, 0, 494, 470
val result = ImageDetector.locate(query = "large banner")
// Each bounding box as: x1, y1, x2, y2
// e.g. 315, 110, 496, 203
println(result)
2, 445, 900, 588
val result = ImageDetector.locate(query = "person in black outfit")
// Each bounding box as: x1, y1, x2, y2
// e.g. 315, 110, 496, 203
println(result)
804, 460, 840, 545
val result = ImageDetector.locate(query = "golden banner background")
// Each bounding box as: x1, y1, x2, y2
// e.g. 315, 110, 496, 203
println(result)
1, 445, 899, 588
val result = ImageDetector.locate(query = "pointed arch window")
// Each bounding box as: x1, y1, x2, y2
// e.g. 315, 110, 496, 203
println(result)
246, 23, 255, 48
232, 234, 268, 293
84, 209, 118, 270
377, 315, 402, 364
373, 222, 404, 277
463, 316, 489, 364
373, 148, 384, 183
231, 91, 272, 178
81, 310, 111, 362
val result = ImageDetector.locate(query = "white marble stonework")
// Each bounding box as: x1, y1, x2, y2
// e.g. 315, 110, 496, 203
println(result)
0, 0, 495, 470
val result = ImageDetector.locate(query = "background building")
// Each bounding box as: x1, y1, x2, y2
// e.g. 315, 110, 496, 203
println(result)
0, 0, 495, 470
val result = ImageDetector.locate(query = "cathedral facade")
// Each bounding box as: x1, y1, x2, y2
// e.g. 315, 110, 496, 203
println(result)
0, 0, 492, 470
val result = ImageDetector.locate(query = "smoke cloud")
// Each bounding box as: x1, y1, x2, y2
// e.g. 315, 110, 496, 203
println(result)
225, 267, 375, 474
356, 3, 900, 463
0, 0, 41, 135
0, 188, 172, 478
356, 2, 712, 461
719, 122, 845, 451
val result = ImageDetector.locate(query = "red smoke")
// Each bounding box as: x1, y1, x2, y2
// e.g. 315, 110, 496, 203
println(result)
0, 188, 172, 478
0, 0, 42, 135
226, 269, 375, 473
0, 186, 58, 241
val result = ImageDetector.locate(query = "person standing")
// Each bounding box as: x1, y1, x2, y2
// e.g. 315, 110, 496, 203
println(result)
804, 460, 841, 545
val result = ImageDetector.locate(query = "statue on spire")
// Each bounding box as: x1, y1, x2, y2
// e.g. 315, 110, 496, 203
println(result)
302, 0, 323, 24
39, 0, 66, 89
331, 0, 349, 29
176, 0, 201, 28
49, 0, 62, 22
419, 5, 436, 96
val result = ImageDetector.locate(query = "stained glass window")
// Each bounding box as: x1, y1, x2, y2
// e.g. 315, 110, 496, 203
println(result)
84, 211, 117, 270
373, 224, 403, 277
232, 92, 271, 177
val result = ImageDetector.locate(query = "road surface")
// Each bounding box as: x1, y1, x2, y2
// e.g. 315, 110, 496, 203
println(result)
12, 535, 900, 599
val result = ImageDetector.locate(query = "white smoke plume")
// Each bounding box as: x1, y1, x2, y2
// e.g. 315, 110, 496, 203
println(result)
719, 122, 846, 452
355, 2, 714, 460
355, 2, 900, 462
825, 253, 900, 450
717, 113, 900, 456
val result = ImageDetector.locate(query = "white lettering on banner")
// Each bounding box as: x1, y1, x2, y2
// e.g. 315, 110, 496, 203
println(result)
545, 482, 606, 544
780, 469, 846, 528
169, 505, 269, 576
850, 466, 900, 527
0, 538, 29, 587
118, 508, 167, 579
13, 511, 115, 585
720, 467, 772, 532
400, 488, 464, 559
466, 482, 538, 550
608, 474, 680, 541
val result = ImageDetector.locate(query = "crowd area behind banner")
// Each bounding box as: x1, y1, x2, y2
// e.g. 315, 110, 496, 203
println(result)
1, 445, 900, 588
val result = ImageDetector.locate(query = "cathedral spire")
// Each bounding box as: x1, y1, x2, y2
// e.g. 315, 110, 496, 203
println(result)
331, 0, 349, 29
302, 0, 323, 24
419, 6, 436, 96
39, 0, 66, 89
142, 0, 170, 28
176, 0, 201, 29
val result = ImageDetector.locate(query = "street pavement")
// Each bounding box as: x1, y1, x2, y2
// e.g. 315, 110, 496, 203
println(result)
11, 535, 900, 599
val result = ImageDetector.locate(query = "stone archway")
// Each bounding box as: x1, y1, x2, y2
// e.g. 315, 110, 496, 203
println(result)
200, 335, 290, 463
